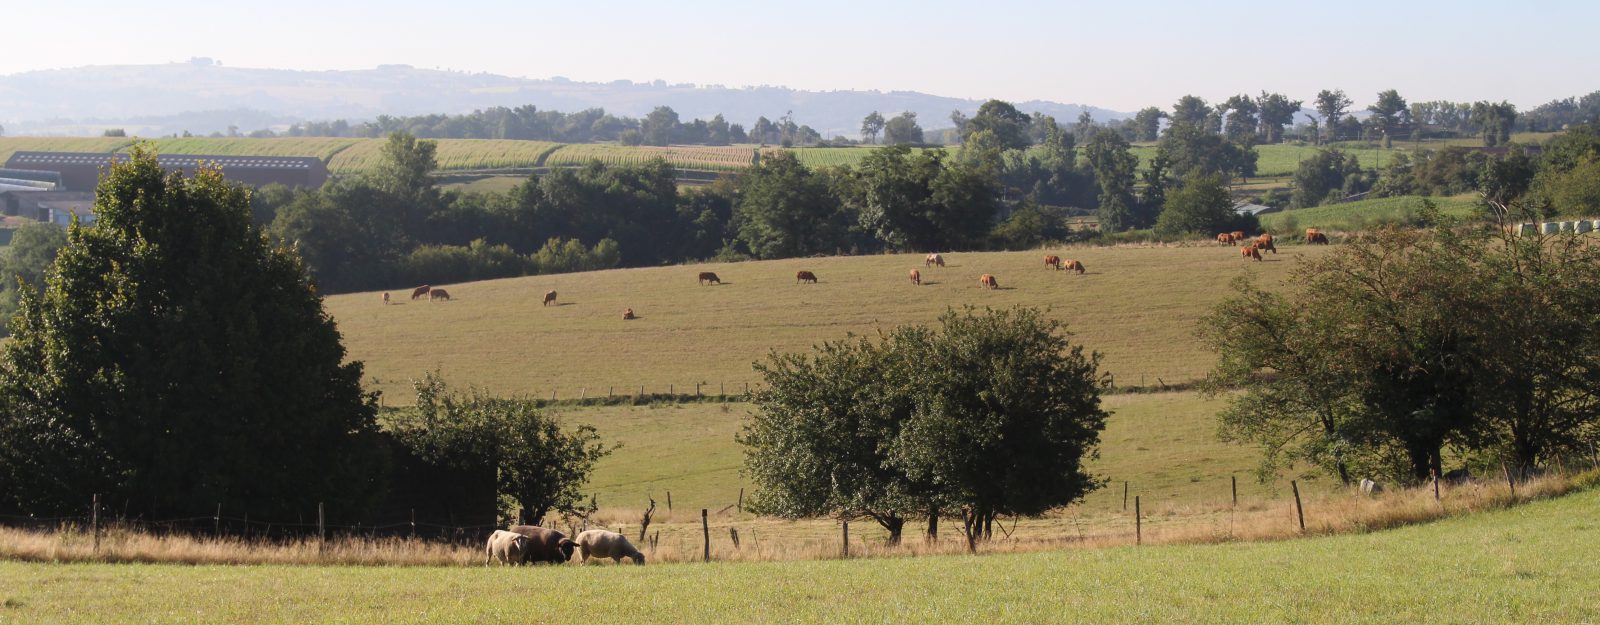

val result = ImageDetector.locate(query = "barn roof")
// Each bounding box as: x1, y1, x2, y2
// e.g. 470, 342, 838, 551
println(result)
1232, 202, 1280, 216
5, 151, 322, 170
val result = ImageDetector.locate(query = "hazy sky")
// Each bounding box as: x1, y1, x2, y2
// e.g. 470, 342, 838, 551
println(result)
6, 0, 1595, 110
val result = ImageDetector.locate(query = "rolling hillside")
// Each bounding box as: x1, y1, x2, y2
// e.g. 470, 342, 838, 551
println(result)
328, 245, 1332, 401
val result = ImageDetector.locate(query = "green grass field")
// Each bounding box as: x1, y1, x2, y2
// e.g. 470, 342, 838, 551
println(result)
544, 144, 756, 172
3, 487, 1593, 624
330, 246, 1331, 401
1258, 194, 1483, 233
566, 390, 1292, 518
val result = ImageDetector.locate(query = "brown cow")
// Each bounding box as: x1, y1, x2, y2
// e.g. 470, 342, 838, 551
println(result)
382, 292, 390, 305
1061, 259, 1086, 274
1255, 234, 1276, 254
1044, 254, 1062, 270
980, 274, 999, 289
909, 269, 921, 285
796, 270, 818, 284
925, 253, 945, 268
1217, 233, 1235, 246
1306, 228, 1329, 244
1230, 231, 1246, 244
1241, 245, 1261, 261
543, 290, 557, 306
429, 288, 451, 301
698, 272, 721, 285
622, 308, 636, 320
411, 285, 431, 300
507, 525, 578, 565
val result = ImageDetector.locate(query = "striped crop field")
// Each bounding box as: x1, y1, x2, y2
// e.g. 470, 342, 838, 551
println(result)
137, 137, 365, 161
1259, 194, 1483, 233
328, 139, 564, 175
544, 144, 758, 172
0, 137, 135, 163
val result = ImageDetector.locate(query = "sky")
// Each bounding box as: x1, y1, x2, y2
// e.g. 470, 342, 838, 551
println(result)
5, 0, 1596, 111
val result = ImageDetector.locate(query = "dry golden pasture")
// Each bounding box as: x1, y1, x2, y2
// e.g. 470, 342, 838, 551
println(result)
327, 245, 1332, 401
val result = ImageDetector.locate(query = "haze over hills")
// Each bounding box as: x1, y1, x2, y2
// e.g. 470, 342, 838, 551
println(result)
0, 62, 1129, 138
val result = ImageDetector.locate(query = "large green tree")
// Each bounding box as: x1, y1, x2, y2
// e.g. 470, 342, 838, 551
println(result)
734, 152, 849, 258
0, 223, 68, 336
1314, 90, 1353, 142
846, 146, 995, 252
1154, 174, 1251, 237
1084, 129, 1140, 231
0, 147, 383, 519
965, 100, 1032, 150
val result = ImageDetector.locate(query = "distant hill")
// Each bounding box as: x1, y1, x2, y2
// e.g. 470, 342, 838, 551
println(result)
0, 63, 1130, 138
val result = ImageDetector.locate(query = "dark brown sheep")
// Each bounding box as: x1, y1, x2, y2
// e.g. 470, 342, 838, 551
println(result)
507, 525, 577, 565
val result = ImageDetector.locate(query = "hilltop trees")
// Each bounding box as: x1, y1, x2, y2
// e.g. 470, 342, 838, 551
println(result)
1368, 89, 1412, 144
884, 112, 924, 145
1256, 92, 1303, 144
0, 147, 383, 519
1315, 90, 1353, 142
860, 111, 886, 144
743, 307, 1108, 550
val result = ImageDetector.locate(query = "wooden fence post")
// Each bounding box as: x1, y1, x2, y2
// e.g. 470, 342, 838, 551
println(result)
410, 509, 416, 539
729, 527, 740, 549
720, 383, 725, 396
738, 488, 744, 514
695, 383, 701, 396
841, 520, 849, 558
667, 491, 672, 512
1502, 462, 1516, 497
214, 502, 222, 536
580, 387, 586, 400
609, 386, 614, 397
317, 502, 326, 552
91, 493, 101, 554
1231, 475, 1238, 507
1432, 470, 1441, 502
701, 509, 711, 562
1291, 481, 1305, 533
1134, 496, 1141, 545
1122, 481, 1129, 511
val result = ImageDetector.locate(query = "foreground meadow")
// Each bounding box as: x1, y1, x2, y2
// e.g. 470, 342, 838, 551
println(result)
3, 487, 1595, 624
328, 245, 1333, 400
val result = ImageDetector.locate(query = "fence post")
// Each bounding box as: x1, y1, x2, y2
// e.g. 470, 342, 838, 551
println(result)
1231, 475, 1237, 507
1123, 481, 1129, 511
1134, 496, 1141, 545
317, 502, 326, 550
696, 383, 701, 396
729, 527, 740, 549
841, 519, 849, 558
550, 390, 556, 401
1502, 462, 1516, 497
1432, 470, 1441, 502
738, 488, 744, 514
667, 491, 672, 512
609, 386, 613, 397
720, 383, 725, 396
701, 509, 710, 562
214, 502, 222, 536
91, 493, 101, 554
1291, 481, 1305, 533
410, 509, 416, 539
580, 387, 586, 400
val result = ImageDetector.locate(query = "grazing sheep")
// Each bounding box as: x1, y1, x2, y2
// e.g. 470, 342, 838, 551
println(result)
507, 525, 577, 564
574, 530, 646, 565
1359, 478, 1384, 495
485, 529, 530, 566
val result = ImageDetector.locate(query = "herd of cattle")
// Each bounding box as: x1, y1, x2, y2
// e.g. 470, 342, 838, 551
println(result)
380, 230, 1332, 311
486, 525, 645, 566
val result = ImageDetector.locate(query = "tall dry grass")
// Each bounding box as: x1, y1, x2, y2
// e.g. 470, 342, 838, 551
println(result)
5, 469, 1592, 567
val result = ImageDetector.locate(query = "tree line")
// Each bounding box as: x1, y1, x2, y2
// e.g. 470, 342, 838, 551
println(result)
0, 150, 608, 525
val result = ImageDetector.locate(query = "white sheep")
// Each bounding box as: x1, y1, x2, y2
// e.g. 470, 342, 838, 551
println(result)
485, 529, 530, 566
574, 530, 646, 565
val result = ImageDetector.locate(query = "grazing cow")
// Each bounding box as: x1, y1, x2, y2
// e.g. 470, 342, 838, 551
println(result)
1359, 478, 1384, 495
411, 285, 431, 300
1306, 228, 1329, 245
1241, 245, 1261, 261
1044, 254, 1062, 270
507, 525, 578, 565
796, 270, 818, 284
1255, 234, 1276, 254
485, 529, 531, 566
429, 289, 451, 301
1230, 231, 1246, 244
543, 290, 557, 306
1061, 259, 1086, 274
979, 274, 999, 289
623, 308, 637, 320
574, 530, 646, 565
925, 253, 945, 268
1217, 233, 1235, 246
698, 271, 721, 286
382, 292, 390, 305
909, 269, 921, 285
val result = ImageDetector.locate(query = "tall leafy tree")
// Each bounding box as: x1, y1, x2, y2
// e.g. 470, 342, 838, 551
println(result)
0, 223, 68, 335
1153, 173, 1249, 237
1220, 94, 1260, 145
1158, 122, 1258, 182
860, 111, 886, 144
1368, 89, 1411, 142
0, 147, 383, 519
734, 152, 848, 258
1315, 90, 1353, 142
1171, 95, 1211, 130
966, 100, 1032, 150
883, 112, 924, 145
1132, 107, 1167, 142
1255, 92, 1303, 144
1084, 128, 1139, 231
